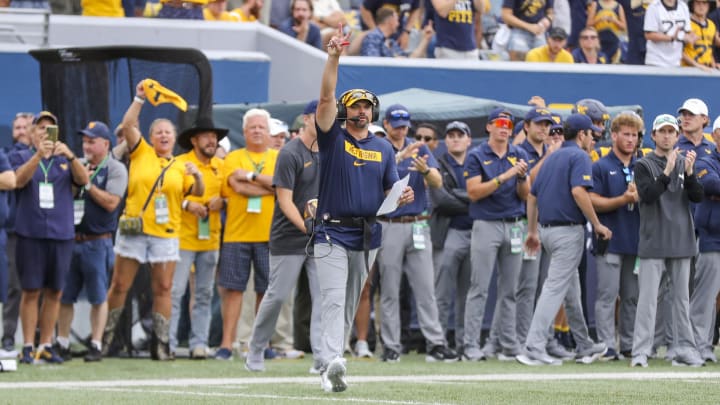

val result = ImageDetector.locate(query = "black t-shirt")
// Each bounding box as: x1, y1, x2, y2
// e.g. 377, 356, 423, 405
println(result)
269, 137, 320, 255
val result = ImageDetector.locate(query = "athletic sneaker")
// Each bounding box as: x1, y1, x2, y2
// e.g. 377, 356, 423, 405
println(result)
631, 355, 648, 368
263, 347, 278, 360
497, 350, 520, 362
19, 346, 34, 364
190, 346, 209, 360
672, 350, 705, 367
426, 345, 459, 363
575, 343, 607, 364
280, 349, 305, 359
382, 348, 400, 363
245, 350, 265, 372
84, 343, 102, 362
600, 348, 618, 361
701, 350, 718, 364
517, 347, 562, 366
480, 341, 497, 359
324, 357, 348, 392
1, 337, 14, 353
214, 347, 233, 361
309, 364, 322, 374
54, 342, 72, 362
355, 340, 373, 358
461, 347, 486, 362
0, 347, 17, 359
546, 340, 575, 360
34, 346, 64, 364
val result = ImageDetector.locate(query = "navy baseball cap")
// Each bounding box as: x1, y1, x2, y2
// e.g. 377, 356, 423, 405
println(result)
304, 100, 318, 115
525, 108, 555, 124
33, 110, 57, 125
488, 107, 514, 122
78, 121, 112, 141
566, 113, 602, 133
385, 104, 411, 128
574, 99, 610, 122
445, 121, 471, 137
550, 114, 563, 131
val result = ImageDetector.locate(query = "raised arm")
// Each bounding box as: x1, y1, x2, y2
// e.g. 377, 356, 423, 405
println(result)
317, 25, 351, 132
120, 81, 148, 152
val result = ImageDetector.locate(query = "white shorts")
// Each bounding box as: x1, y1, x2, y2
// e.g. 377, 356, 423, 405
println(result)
114, 231, 180, 264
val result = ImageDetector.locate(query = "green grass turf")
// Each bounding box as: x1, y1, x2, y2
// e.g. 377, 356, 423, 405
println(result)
2, 354, 720, 404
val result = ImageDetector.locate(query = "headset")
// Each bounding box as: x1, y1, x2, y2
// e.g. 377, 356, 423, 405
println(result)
336, 89, 380, 122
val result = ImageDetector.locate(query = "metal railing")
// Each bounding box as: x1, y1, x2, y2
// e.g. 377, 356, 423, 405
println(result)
0, 8, 50, 46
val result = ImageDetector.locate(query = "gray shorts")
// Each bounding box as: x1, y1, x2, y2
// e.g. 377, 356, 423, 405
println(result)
114, 231, 180, 264
508, 28, 546, 53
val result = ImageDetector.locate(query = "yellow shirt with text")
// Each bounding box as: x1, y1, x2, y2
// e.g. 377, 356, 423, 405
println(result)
683, 18, 716, 68
81, 0, 125, 17
177, 151, 224, 251
125, 138, 194, 239
222, 148, 277, 243
526, 46, 575, 63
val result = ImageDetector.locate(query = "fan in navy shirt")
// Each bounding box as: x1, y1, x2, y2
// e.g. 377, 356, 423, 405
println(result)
430, 0, 483, 59
279, 0, 323, 49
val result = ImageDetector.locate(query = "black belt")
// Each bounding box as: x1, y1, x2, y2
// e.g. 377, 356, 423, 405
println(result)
321, 215, 377, 272
498, 216, 524, 223
378, 215, 431, 223
540, 221, 583, 228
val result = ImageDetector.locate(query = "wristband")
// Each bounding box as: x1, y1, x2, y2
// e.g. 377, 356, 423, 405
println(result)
421, 169, 430, 176
182, 200, 189, 211
84, 182, 91, 191
67, 155, 76, 162
494, 177, 502, 186
517, 175, 527, 182
246, 171, 254, 181
134, 96, 145, 105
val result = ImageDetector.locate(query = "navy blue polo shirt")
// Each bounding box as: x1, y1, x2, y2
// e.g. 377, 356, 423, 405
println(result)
518, 139, 546, 171
465, 141, 529, 221
315, 121, 399, 250
591, 150, 639, 255
677, 135, 714, 159
4, 142, 29, 231
445, 154, 473, 230
532, 141, 593, 225
77, 158, 127, 235
388, 138, 438, 217
9, 149, 75, 240
694, 152, 720, 252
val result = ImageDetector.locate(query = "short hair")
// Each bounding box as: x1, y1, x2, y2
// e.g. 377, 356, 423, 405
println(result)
580, 26, 598, 36
375, 7, 396, 25
563, 122, 582, 141
415, 122, 438, 138
243, 108, 271, 129
148, 118, 176, 136
610, 112, 644, 133
290, 0, 313, 13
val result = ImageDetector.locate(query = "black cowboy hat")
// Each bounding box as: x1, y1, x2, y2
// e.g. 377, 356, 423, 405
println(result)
178, 116, 229, 150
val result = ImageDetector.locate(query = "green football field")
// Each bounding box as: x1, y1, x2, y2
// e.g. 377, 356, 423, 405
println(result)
2, 353, 720, 404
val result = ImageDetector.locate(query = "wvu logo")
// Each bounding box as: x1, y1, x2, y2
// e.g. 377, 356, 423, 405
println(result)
698, 168, 708, 178
583, 175, 591, 181
507, 156, 517, 166
483, 160, 493, 165
345, 140, 381, 162
304, 161, 313, 168
60, 163, 68, 171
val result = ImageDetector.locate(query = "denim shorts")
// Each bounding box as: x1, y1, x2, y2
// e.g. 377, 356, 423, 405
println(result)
114, 232, 180, 264
217, 242, 270, 292
62, 238, 114, 305
508, 28, 546, 53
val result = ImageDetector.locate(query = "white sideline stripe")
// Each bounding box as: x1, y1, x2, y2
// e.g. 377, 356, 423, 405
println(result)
79, 387, 446, 405
3, 372, 720, 389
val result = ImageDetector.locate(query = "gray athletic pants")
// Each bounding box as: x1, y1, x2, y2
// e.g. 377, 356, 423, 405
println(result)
632, 257, 694, 357
690, 252, 720, 356
379, 222, 446, 353
525, 225, 595, 353
435, 228, 471, 349
594, 253, 639, 352
314, 243, 376, 368
249, 254, 321, 358
467, 220, 522, 353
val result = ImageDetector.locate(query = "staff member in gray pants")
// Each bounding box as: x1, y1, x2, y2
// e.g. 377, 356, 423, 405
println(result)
463, 108, 530, 360
245, 100, 323, 373
519, 113, 610, 366
630, 114, 704, 368
690, 118, 720, 363
589, 112, 643, 361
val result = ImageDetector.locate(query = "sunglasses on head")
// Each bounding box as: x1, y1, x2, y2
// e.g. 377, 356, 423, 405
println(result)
414, 135, 435, 142
345, 90, 374, 103
389, 110, 410, 120
491, 118, 514, 129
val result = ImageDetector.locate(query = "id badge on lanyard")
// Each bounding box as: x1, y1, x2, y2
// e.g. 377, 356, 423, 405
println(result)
73, 199, 85, 225
39, 182, 54, 209
412, 222, 426, 250
155, 193, 169, 224
247, 196, 262, 213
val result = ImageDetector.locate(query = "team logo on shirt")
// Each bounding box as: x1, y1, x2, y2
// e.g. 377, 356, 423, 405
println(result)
583, 175, 591, 180
698, 168, 708, 178
345, 140, 381, 163
483, 160, 493, 165
304, 161, 313, 168
507, 156, 517, 166
60, 163, 68, 171
353, 161, 367, 167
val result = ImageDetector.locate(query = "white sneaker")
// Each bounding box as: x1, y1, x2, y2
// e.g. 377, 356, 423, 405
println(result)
325, 357, 348, 392
309, 365, 322, 374
0, 348, 18, 359
244, 350, 265, 372
355, 340, 373, 358
281, 349, 305, 359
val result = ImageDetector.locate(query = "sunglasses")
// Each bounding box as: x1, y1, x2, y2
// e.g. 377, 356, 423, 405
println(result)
389, 109, 410, 120
491, 118, 514, 129
622, 167, 633, 184
580, 35, 598, 39
414, 135, 435, 142
549, 128, 564, 136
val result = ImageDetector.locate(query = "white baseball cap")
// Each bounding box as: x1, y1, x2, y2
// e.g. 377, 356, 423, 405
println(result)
269, 118, 288, 137
677, 98, 709, 116
368, 124, 387, 137
652, 114, 679, 131
713, 116, 720, 131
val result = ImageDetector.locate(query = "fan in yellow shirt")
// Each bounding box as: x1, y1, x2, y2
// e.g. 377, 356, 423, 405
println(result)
526, 27, 575, 63
682, 0, 718, 70
231, 0, 263, 22
81, 0, 125, 17
204, 0, 240, 21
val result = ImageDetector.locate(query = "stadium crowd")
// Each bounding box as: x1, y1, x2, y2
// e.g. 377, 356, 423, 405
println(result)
1, 63, 720, 393
3, 0, 720, 66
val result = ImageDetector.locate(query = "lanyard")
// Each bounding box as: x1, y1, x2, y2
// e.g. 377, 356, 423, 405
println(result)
243, 149, 268, 173
88, 155, 110, 183
38, 158, 55, 183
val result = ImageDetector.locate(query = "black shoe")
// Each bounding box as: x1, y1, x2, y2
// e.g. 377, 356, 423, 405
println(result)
426, 345, 459, 363
54, 343, 72, 362
382, 348, 400, 363
84, 344, 102, 362
1, 337, 14, 352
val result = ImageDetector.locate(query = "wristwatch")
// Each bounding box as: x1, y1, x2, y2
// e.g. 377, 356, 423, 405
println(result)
84, 182, 92, 191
